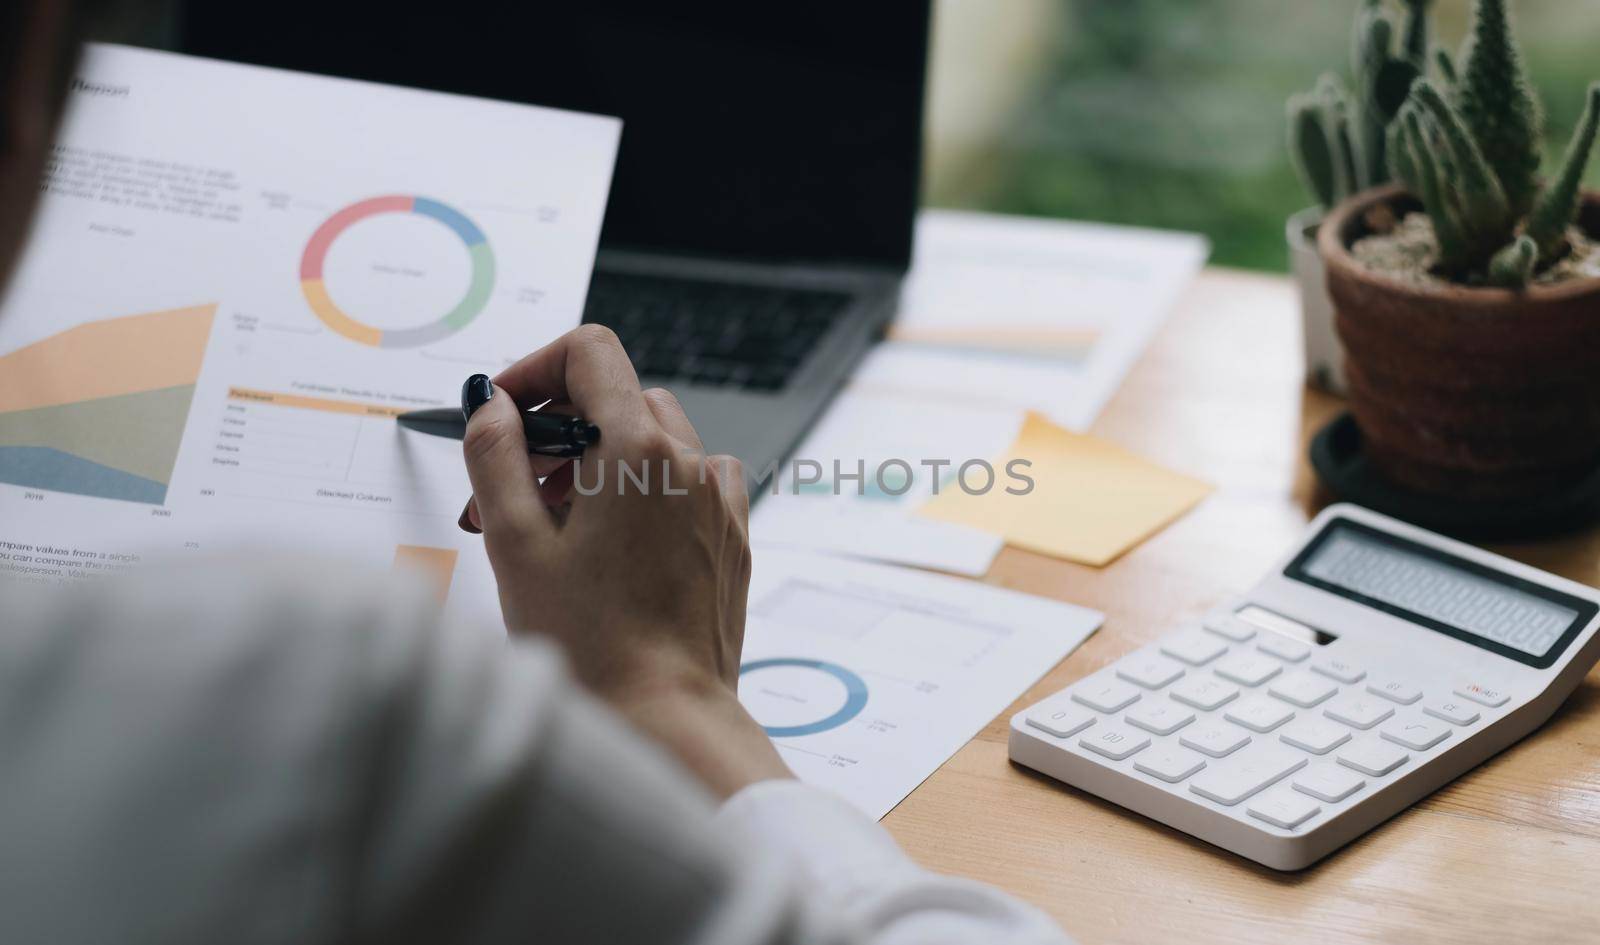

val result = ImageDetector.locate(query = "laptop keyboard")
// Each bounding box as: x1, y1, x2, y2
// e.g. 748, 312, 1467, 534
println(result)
581, 271, 852, 391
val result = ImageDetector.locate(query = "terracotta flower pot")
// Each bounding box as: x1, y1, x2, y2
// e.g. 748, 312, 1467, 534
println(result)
1319, 184, 1600, 502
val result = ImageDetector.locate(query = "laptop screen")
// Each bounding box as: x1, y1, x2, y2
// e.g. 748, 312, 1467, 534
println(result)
178, 2, 930, 271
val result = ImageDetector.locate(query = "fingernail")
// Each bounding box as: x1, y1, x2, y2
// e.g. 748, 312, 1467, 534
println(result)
461, 374, 493, 422
458, 498, 481, 534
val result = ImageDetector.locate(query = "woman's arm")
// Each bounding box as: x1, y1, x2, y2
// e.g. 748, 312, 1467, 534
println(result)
2, 559, 1068, 944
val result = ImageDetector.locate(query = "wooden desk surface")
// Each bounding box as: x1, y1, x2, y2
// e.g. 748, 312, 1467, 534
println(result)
881, 268, 1600, 945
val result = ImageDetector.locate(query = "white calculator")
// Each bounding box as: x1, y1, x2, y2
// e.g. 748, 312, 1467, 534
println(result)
1009, 504, 1600, 870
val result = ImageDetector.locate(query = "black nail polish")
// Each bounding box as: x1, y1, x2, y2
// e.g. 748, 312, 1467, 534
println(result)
462, 374, 493, 421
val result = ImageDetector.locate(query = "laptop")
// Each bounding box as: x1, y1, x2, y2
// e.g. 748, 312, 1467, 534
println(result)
177, 2, 932, 485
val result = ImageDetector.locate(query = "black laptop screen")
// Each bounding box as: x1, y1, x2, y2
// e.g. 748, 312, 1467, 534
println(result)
178, 2, 929, 271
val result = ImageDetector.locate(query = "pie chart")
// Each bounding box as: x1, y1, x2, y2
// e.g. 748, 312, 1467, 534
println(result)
739, 657, 870, 737
300, 195, 495, 348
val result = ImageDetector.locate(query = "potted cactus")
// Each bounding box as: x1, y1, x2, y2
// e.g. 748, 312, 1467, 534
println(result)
1318, 0, 1600, 504
1286, 0, 1430, 392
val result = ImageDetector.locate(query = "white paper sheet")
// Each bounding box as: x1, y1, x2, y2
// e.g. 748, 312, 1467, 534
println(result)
0, 45, 618, 623
739, 549, 1102, 819
854, 209, 1209, 431
750, 389, 1022, 575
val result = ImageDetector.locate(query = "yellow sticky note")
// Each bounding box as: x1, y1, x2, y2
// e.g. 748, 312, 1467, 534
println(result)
919, 412, 1211, 566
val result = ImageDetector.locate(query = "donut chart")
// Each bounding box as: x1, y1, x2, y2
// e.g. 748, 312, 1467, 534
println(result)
300, 195, 495, 348
740, 657, 870, 737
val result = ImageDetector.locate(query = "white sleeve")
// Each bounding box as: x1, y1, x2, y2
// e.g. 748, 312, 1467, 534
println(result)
0, 557, 1075, 945
715, 781, 1073, 945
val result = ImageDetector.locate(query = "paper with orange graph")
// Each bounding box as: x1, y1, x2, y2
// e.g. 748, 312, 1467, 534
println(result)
920, 412, 1211, 566
0, 44, 618, 619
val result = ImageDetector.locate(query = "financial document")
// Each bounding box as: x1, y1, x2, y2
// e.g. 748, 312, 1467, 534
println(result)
739, 549, 1102, 819
0, 44, 619, 620
750, 389, 1022, 576
856, 209, 1209, 431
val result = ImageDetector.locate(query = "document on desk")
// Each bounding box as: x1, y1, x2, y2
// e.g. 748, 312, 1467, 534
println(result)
854, 210, 1208, 431
0, 44, 618, 619
739, 549, 1102, 820
749, 389, 1023, 576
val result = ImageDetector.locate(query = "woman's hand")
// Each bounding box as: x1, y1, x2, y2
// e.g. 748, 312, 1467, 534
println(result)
459, 325, 790, 797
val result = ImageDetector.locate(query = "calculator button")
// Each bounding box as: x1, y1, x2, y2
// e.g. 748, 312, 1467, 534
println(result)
1169, 676, 1240, 711
1268, 672, 1339, 708
1203, 612, 1257, 642
1248, 790, 1322, 829
1338, 740, 1409, 777
1224, 696, 1296, 733
1116, 653, 1186, 690
1134, 745, 1207, 783
1311, 657, 1366, 685
1423, 700, 1481, 726
1072, 677, 1142, 713
1180, 721, 1252, 758
1025, 703, 1096, 739
1160, 632, 1228, 667
1366, 680, 1423, 705
1293, 764, 1366, 802
1454, 683, 1510, 707
1214, 653, 1282, 687
1255, 634, 1310, 663
1278, 718, 1351, 755
1125, 700, 1196, 736
1188, 745, 1306, 806
1381, 718, 1451, 751
1079, 723, 1151, 761
1323, 694, 1395, 730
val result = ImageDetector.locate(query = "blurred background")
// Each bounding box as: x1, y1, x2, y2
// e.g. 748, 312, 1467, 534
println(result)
923, 0, 1600, 270
99, 0, 1600, 273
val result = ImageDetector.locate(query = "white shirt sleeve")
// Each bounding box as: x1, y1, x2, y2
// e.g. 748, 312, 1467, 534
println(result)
715, 781, 1072, 945
0, 556, 1074, 945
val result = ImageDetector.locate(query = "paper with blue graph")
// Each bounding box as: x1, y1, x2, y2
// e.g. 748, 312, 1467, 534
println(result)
738, 549, 1102, 819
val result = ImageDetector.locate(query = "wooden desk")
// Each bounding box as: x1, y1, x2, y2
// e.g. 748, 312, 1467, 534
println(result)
882, 268, 1600, 944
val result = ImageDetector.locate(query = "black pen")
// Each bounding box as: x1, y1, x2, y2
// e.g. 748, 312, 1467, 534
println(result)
396, 407, 601, 458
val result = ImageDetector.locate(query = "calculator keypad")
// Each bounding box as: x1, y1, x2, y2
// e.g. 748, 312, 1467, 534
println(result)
1223, 696, 1295, 733
1338, 740, 1409, 777
1135, 745, 1208, 783
1292, 764, 1365, 802
1180, 721, 1251, 758
1169, 676, 1239, 711
1423, 700, 1480, 726
1268, 672, 1338, 708
1117, 653, 1186, 690
1278, 718, 1350, 755
1367, 679, 1423, 705
1189, 745, 1305, 805
1023, 619, 1494, 836
1073, 677, 1142, 713
1380, 717, 1451, 751
1080, 723, 1151, 761
1248, 790, 1322, 829
1214, 653, 1282, 687
1160, 632, 1228, 667
1322, 694, 1394, 730
1126, 700, 1196, 736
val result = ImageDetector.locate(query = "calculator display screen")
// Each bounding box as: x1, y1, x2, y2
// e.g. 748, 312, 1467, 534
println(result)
1286, 520, 1596, 668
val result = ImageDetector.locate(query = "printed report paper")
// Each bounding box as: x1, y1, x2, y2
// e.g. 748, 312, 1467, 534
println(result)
750, 389, 1021, 576
855, 209, 1209, 431
739, 548, 1102, 819
0, 44, 619, 620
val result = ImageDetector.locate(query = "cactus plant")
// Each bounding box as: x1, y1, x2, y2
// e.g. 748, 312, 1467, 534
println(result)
1386, 48, 1600, 287
1455, 0, 1544, 219
1288, 0, 1428, 212
1357, 0, 1600, 288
